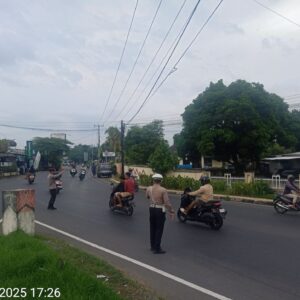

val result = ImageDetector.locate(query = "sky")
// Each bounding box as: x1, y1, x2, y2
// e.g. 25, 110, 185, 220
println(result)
0, 0, 299, 148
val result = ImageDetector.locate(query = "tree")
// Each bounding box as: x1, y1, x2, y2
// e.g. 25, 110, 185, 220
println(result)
32, 137, 72, 169
101, 127, 121, 159
125, 120, 164, 164
149, 141, 178, 175
290, 110, 300, 150
175, 80, 295, 172
69, 144, 96, 163
0, 139, 16, 153
0, 140, 8, 153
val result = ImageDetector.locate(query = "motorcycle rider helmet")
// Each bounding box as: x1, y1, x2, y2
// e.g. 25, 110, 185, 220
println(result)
183, 187, 192, 194
152, 173, 163, 181
200, 175, 210, 185
287, 174, 295, 182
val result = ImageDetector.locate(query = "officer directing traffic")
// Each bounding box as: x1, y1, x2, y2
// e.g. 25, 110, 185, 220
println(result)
146, 173, 175, 254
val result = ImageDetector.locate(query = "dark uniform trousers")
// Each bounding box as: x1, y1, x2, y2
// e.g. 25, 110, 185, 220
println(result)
149, 207, 166, 251
48, 188, 57, 208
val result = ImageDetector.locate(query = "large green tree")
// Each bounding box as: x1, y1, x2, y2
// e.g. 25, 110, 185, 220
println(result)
33, 137, 72, 169
175, 80, 296, 172
125, 120, 164, 164
149, 141, 178, 175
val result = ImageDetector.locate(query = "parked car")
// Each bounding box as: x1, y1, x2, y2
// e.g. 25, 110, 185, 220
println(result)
97, 163, 113, 178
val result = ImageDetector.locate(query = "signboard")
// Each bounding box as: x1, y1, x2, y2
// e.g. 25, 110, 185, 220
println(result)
83, 152, 88, 162
26, 141, 33, 159
103, 151, 115, 157
50, 133, 66, 140
33, 151, 41, 170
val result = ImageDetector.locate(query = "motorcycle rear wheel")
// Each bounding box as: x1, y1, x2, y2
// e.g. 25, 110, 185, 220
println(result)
127, 206, 134, 216
177, 209, 187, 223
274, 200, 288, 214
210, 214, 223, 230
109, 198, 115, 211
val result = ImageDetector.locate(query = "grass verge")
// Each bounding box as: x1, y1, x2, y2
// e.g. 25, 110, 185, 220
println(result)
0, 231, 161, 300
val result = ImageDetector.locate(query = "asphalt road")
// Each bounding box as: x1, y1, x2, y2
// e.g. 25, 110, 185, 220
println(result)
1, 172, 300, 300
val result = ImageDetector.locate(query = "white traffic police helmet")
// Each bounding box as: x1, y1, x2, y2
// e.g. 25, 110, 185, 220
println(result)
152, 173, 163, 180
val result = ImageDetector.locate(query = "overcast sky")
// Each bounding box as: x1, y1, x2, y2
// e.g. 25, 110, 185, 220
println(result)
0, 0, 299, 148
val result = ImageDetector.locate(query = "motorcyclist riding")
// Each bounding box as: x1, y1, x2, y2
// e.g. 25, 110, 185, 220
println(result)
26, 165, 35, 178
180, 175, 213, 215
283, 174, 300, 208
114, 172, 135, 207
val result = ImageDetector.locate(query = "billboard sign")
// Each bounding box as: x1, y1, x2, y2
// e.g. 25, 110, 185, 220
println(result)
26, 141, 33, 159
83, 152, 88, 162
103, 151, 115, 157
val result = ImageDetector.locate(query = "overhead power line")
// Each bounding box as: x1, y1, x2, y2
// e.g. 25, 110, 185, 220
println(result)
100, 0, 139, 123
0, 124, 97, 132
253, 0, 300, 28
103, 0, 164, 124
127, 0, 204, 124
148, 0, 224, 101
128, 0, 224, 124
112, 0, 188, 122
120, 8, 194, 121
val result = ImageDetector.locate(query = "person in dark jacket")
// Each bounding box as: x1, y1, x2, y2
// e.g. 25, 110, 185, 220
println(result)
112, 176, 125, 206
283, 175, 300, 208
48, 168, 64, 210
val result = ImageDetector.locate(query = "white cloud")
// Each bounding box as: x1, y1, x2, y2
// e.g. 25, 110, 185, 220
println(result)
0, 0, 300, 147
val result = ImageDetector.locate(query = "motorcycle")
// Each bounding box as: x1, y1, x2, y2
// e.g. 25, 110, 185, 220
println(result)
55, 179, 63, 194
28, 173, 35, 184
70, 168, 77, 177
273, 193, 300, 214
79, 169, 86, 181
109, 184, 135, 216
133, 177, 139, 192
177, 189, 227, 230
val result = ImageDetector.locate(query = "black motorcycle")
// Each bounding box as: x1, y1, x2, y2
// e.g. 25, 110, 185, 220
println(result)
273, 193, 300, 214
28, 173, 35, 184
109, 183, 135, 216
177, 189, 227, 230
79, 169, 86, 181
70, 168, 77, 177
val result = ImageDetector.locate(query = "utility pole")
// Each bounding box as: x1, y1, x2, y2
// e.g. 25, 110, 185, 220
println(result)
94, 124, 103, 161
120, 120, 125, 177
97, 124, 101, 160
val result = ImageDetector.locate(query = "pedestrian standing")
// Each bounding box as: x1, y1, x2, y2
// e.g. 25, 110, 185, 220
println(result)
92, 162, 96, 177
48, 168, 64, 210
146, 173, 175, 254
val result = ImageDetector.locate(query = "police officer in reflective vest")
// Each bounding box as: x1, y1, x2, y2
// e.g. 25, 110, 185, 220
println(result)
146, 173, 175, 254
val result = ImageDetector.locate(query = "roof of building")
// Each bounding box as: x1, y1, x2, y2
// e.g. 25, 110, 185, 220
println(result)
263, 156, 300, 161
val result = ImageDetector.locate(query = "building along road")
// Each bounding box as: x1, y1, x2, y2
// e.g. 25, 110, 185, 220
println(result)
0, 172, 300, 300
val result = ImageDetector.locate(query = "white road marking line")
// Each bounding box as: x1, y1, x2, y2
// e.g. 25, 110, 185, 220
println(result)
35, 220, 232, 300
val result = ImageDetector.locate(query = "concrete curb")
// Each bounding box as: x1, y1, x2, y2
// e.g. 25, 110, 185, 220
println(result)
110, 178, 273, 206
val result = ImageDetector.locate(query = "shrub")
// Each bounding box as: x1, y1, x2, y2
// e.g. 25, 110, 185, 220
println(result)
139, 174, 274, 198
211, 180, 227, 193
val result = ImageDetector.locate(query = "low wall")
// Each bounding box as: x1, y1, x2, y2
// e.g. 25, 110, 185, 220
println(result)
0, 172, 19, 178
119, 164, 209, 180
